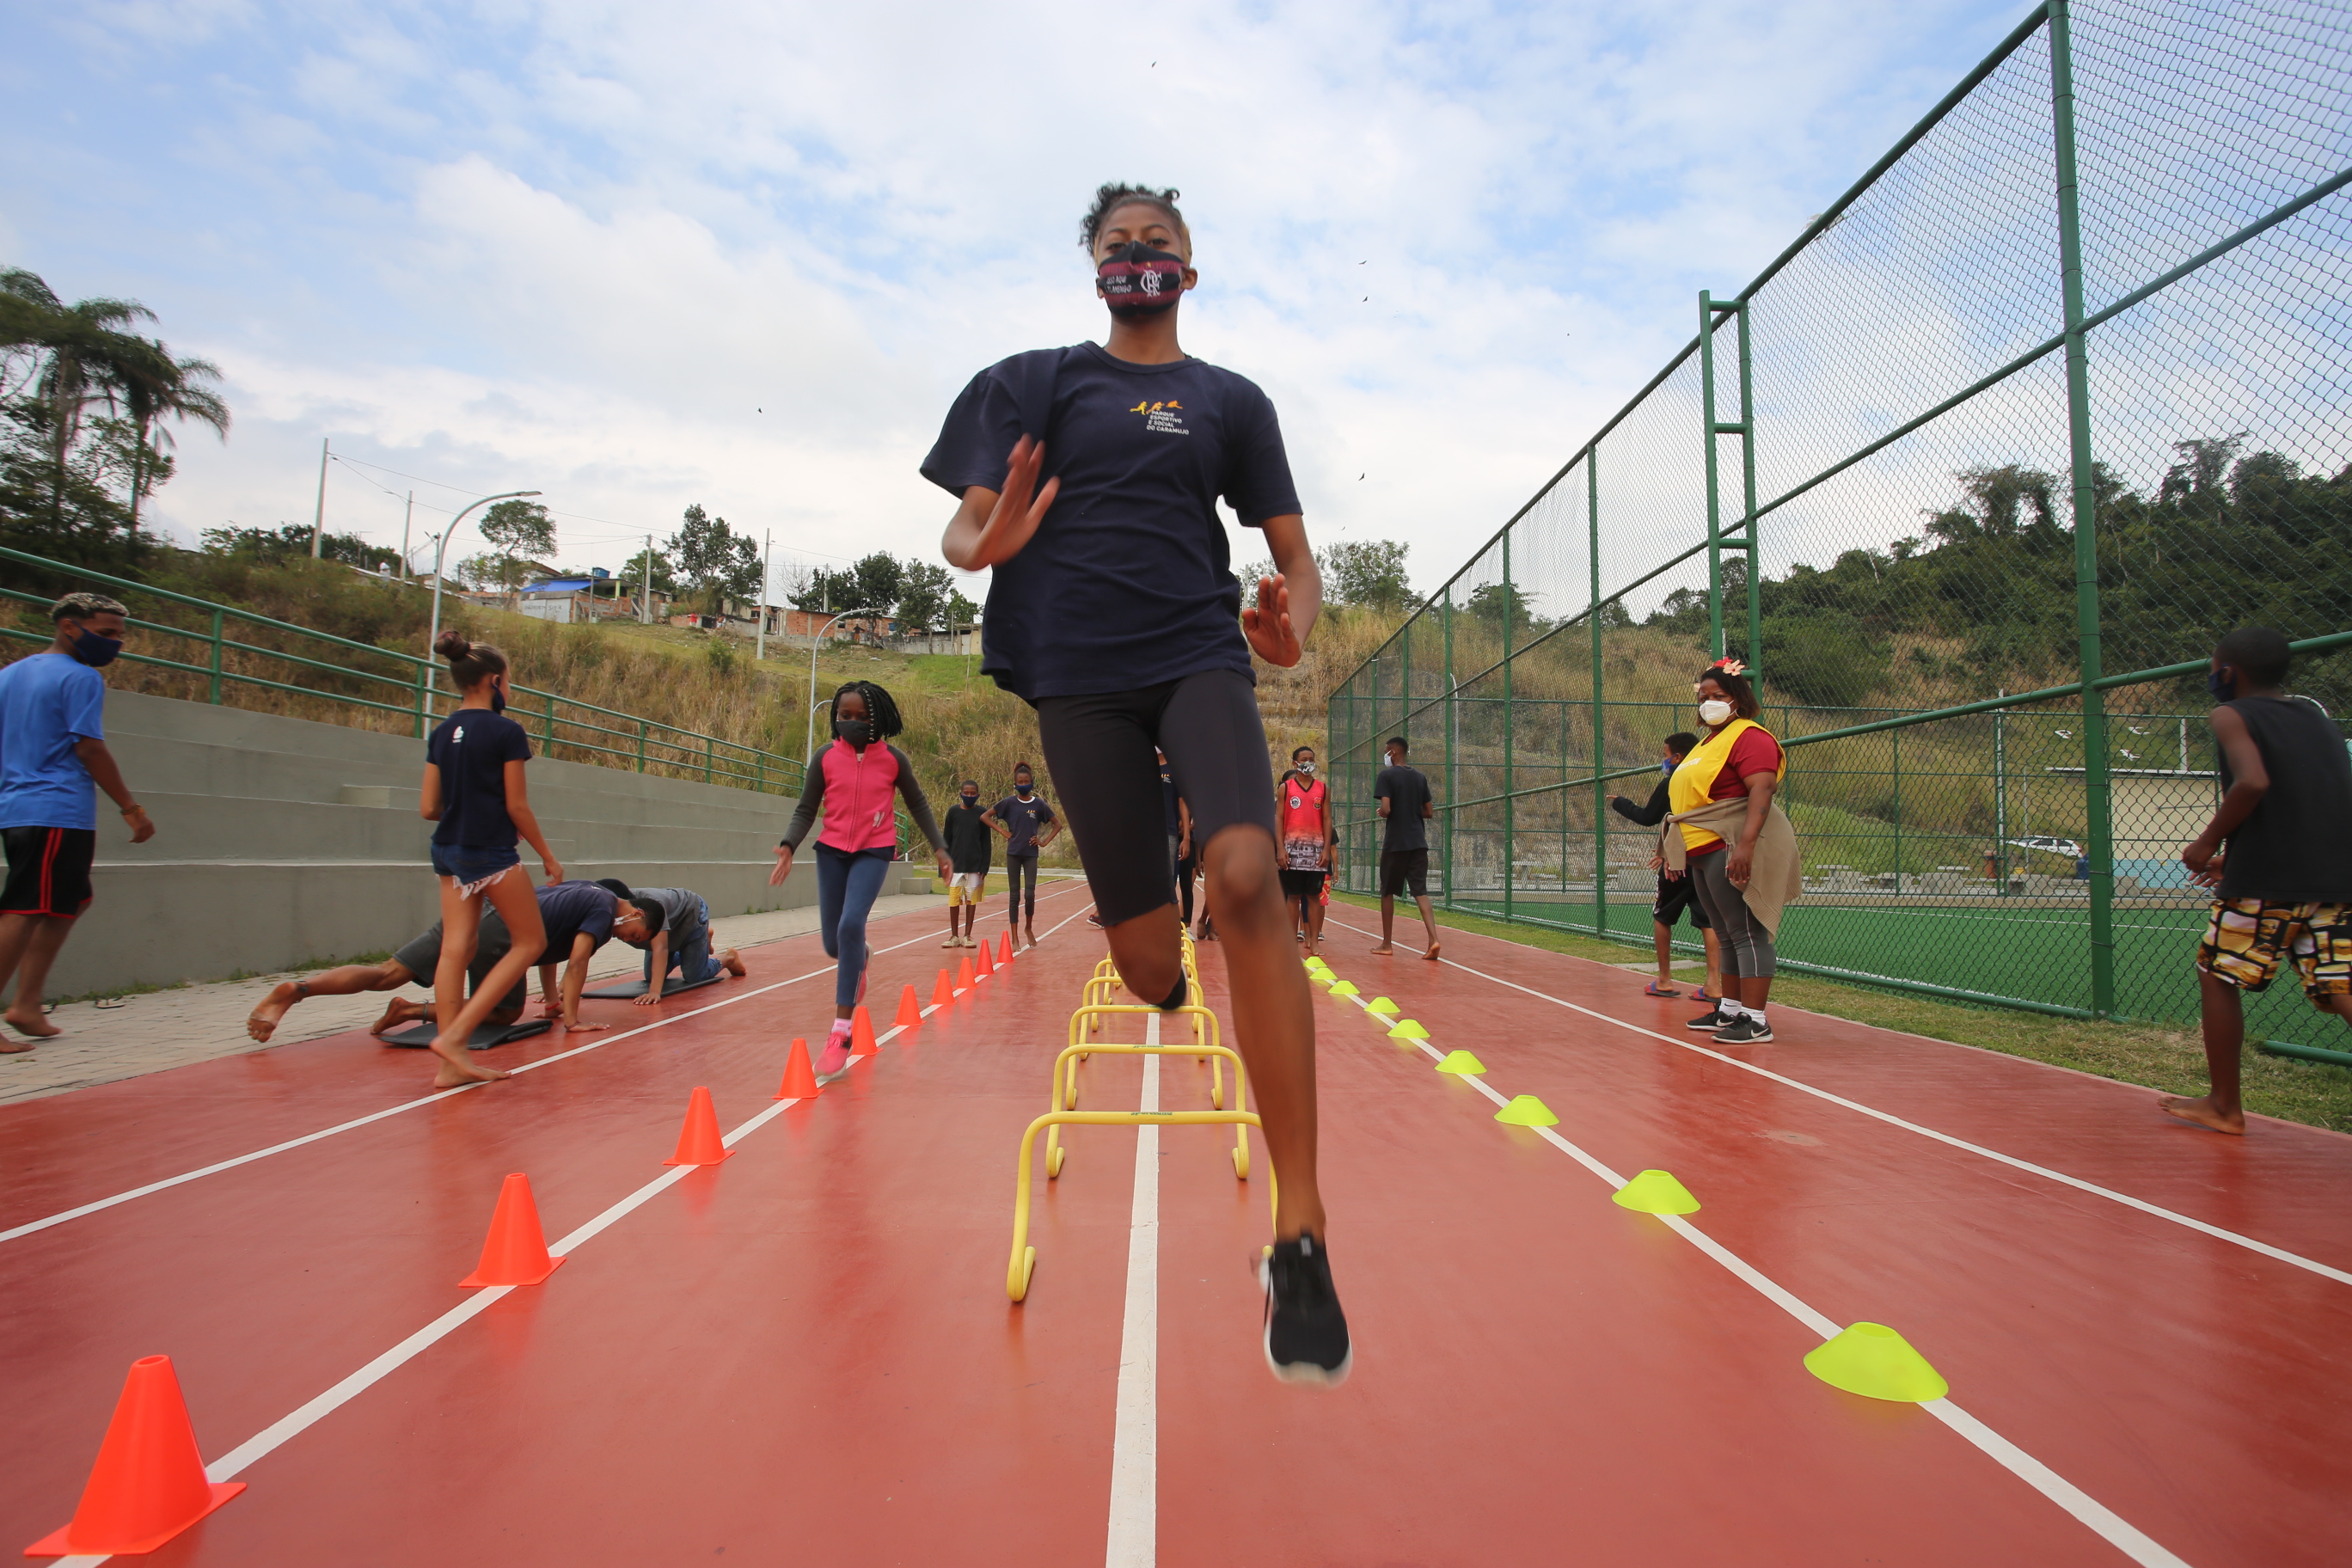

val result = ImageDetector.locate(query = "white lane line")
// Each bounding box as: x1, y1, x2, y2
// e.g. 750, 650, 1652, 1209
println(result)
1105, 1014, 1160, 1568
1321, 982, 2190, 1567
46, 896, 1101, 1567
3, 885, 1091, 1246
1326, 915, 2352, 1290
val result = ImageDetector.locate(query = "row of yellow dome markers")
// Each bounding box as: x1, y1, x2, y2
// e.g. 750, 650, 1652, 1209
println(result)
1299, 952, 1950, 1406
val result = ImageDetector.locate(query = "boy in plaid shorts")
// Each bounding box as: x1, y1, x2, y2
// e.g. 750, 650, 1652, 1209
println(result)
2169, 627, 2352, 1135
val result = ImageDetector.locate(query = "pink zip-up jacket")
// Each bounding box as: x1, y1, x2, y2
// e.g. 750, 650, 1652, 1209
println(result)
780, 740, 943, 857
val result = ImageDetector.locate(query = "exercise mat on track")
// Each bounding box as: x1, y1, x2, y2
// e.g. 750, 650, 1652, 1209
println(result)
381, 1018, 554, 1050
579, 973, 726, 1001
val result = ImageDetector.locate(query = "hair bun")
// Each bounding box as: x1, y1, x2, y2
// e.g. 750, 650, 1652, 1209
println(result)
432, 630, 471, 659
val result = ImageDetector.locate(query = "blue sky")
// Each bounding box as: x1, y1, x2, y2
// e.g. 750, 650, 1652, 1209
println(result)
0, 0, 2036, 597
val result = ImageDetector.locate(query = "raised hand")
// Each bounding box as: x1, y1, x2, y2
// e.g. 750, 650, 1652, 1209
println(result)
1242, 572, 1303, 667
959, 437, 1060, 571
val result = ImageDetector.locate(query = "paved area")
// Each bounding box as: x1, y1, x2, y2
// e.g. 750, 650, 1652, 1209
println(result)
0, 893, 957, 1106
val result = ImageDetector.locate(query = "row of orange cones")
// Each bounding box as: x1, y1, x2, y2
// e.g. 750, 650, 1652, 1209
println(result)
28, 935, 1026, 1557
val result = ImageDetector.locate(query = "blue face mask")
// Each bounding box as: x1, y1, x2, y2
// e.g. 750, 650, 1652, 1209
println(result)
2208, 668, 2236, 702
66, 624, 122, 668
1660, 760, 1675, 776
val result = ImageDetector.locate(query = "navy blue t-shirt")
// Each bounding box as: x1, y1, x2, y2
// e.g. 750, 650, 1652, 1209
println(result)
992, 793, 1054, 855
537, 881, 618, 959
921, 342, 1302, 701
425, 709, 531, 848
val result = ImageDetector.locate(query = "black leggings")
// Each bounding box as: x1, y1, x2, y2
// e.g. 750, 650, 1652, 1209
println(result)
1035, 668, 1279, 927
1005, 854, 1038, 925
1176, 850, 1197, 925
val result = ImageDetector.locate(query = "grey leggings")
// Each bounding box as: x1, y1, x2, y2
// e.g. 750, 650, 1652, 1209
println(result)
1005, 854, 1038, 924
1689, 849, 1776, 982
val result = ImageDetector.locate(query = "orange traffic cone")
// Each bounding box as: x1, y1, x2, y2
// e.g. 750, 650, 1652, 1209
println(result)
895, 983, 922, 1029
850, 1005, 880, 1056
933, 968, 954, 1008
25, 1355, 245, 1558
1000, 930, 1014, 966
957, 955, 977, 993
775, 1038, 819, 1099
664, 1086, 733, 1166
977, 937, 995, 977
458, 1172, 564, 1287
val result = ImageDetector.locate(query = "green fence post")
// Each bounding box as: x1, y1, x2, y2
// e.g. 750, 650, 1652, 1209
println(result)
207, 608, 224, 704
1700, 290, 1724, 660
1502, 531, 1516, 922
636, 719, 646, 774
544, 691, 557, 753
412, 662, 426, 739
1736, 300, 1761, 680
704, 734, 714, 784
2049, 0, 2113, 1017
1891, 726, 1903, 894
1443, 587, 1455, 911
1589, 452, 1607, 937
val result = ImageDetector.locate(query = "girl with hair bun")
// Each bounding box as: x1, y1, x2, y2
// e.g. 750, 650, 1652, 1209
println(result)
417, 630, 560, 1087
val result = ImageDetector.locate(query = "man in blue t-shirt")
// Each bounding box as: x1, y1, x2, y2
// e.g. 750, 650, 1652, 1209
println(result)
983, 763, 1060, 948
0, 593, 154, 1048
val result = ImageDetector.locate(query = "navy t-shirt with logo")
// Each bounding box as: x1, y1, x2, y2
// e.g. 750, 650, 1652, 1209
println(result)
921, 342, 1303, 701
425, 709, 531, 848
993, 793, 1055, 855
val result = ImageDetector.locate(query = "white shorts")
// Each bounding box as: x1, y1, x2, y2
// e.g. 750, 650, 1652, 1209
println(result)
949, 871, 989, 904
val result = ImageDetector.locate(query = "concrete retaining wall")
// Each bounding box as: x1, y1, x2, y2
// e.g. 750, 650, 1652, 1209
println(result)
38, 690, 930, 998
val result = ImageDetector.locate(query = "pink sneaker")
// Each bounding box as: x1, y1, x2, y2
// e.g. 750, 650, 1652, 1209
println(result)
815, 1032, 854, 1078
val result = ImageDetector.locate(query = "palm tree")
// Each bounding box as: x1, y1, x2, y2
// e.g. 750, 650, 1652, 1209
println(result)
29, 291, 156, 531
113, 339, 230, 544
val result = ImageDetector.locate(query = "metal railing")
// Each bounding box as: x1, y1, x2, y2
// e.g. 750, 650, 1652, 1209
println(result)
1327, 0, 2352, 1040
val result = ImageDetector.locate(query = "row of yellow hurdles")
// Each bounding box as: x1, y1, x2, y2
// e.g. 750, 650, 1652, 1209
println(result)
1005, 933, 1275, 1302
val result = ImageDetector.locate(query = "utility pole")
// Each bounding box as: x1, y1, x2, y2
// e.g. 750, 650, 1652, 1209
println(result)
640, 533, 652, 624
309, 438, 330, 557
397, 491, 413, 581
756, 529, 773, 661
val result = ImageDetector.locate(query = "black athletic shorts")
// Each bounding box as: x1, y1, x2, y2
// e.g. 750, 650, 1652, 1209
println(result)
2, 826, 95, 918
1380, 848, 1429, 899
1651, 870, 1711, 930
1280, 867, 1326, 900
1035, 668, 1278, 928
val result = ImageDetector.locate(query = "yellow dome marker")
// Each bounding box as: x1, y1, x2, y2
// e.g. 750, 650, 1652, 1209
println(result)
1804, 1323, 1949, 1403
1305, 956, 1331, 972
1327, 981, 1360, 996
1366, 996, 1400, 1016
1611, 1169, 1700, 1215
1494, 1094, 1559, 1127
1434, 1049, 1485, 1074
1388, 1020, 1430, 1040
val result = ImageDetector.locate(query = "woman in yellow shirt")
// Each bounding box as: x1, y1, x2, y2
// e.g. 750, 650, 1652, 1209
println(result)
1666, 658, 1785, 1044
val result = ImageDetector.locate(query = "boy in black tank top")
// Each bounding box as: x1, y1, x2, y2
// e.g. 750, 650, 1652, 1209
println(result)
2168, 626, 2352, 1135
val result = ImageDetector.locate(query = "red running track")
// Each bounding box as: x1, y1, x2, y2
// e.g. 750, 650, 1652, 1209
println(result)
3, 887, 2347, 1565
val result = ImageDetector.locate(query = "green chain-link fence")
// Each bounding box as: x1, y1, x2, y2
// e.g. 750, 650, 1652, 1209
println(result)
1328, 0, 2352, 1044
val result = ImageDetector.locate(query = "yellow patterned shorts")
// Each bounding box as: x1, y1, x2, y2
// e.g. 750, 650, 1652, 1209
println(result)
2196, 899, 2352, 995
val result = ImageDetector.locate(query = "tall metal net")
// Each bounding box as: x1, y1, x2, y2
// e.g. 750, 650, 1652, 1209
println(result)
1329, 0, 2352, 1043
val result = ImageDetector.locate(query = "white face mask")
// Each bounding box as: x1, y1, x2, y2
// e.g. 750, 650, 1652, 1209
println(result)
1698, 698, 1735, 726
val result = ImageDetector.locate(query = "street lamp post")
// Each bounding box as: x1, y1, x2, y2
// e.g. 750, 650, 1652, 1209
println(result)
805, 607, 878, 763
426, 489, 541, 700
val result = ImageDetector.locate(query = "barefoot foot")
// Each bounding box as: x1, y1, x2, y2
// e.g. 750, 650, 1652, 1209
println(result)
370, 998, 427, 1038
245, 982, 305, 1042
721, 948, 747, 977
429, 1038, 511, 1087
1369, 943, 1395, 955
2159, 1094, 2245, 1135
3, 1008, 62, 1040
1424, 941, 1442, 961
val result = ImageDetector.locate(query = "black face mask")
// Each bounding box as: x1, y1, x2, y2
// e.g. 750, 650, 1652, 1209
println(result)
65, 625, 122, 668
489, 683, 507, 714
2208, 668, 2237, 702
834, 716, 875, 746
1097, 242, 1185, 316
961, 792, 979, 806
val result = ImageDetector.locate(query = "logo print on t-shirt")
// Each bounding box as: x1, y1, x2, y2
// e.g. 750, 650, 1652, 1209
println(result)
1127, 399, 1190, 436
453, 725, 466, 743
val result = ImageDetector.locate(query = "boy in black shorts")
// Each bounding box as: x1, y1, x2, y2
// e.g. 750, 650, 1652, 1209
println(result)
928, 182, 1349, 1384
1610, 732, 1724, 1000
1369, 737, 1442, 960
2167, 627, 2352, 1135
983, 763, 1059, 948
0, 593, 155, 1047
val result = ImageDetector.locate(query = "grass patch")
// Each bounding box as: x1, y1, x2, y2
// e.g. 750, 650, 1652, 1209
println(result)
1331, 891, 2352, 1135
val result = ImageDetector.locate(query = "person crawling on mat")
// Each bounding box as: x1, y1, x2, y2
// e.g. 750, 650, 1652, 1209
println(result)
242, 880, 651, 1043
607, 881, 747, 1005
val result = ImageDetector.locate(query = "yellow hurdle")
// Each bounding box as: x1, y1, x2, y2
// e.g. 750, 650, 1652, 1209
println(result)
1057, 1000, 1221, 1112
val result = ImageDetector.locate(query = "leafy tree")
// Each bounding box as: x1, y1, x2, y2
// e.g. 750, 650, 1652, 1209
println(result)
669, 503, 762, 613
113, 339, 229, 544
201, 522, 397, 572
895, 560, 959, 628
1762, 611, 1888, 708
1466, 579, 1542, 637
477, 499, 558, 591
620, 544, 677, 597
1324, 539, 1415, 610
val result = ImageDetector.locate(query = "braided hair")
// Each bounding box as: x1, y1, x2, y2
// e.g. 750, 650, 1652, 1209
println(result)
830, 680, 904, 738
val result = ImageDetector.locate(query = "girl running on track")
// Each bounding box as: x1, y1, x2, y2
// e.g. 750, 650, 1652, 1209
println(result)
771, 681, 950, 1081
925, 181, 1351, 1385
419, 633, 558, 1088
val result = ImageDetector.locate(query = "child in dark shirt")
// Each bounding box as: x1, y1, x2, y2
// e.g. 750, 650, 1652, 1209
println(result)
419, 633, 560, 1088
1608, 732, 1724, 1000
2168, 626, 2352, 1135
926, 183, 1347, 1384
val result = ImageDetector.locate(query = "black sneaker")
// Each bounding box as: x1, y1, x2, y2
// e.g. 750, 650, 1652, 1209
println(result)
1685, 1007, 1729, 1031
1261, 1232, 1352, 1387
1712, 1014, 1773, 1044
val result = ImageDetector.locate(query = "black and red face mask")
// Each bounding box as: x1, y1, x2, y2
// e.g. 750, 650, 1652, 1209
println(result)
1096, 242, 1185, 315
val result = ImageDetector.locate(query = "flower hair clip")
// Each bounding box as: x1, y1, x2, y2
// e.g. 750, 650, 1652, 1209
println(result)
1709, 657, 1748, 677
